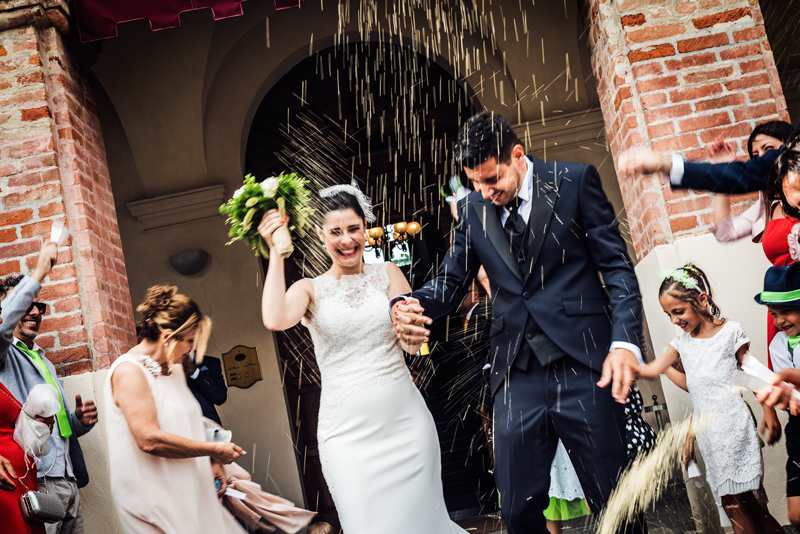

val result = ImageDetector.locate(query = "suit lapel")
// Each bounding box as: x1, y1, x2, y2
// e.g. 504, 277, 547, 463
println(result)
522, 156, 561, 282
469, 198, 522, 281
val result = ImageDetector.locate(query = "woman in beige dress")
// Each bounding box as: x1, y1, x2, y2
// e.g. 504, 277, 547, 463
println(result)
104, 285, 246, 534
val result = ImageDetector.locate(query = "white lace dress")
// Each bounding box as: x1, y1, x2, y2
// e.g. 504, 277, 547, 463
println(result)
303, 263, 466, 534
670, 321, 763, 505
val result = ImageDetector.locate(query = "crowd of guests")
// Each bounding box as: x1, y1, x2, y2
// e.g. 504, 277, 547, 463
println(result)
0, 243, 318, 533
615, 117, 800, 532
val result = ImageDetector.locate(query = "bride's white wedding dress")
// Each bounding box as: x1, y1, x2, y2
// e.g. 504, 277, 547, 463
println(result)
302, 262, 467, 533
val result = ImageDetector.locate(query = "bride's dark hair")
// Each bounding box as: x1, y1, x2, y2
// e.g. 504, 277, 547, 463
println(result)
317, 191, 367, 224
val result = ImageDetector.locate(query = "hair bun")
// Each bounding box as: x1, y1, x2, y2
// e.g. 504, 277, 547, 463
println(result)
136, 285, 177, 316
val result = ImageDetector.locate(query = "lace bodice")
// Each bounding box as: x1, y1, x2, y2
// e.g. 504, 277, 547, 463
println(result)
303, 263, 410, 437
670, 321, 763, 503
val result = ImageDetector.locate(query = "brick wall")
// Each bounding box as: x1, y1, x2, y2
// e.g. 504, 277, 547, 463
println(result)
587, 0, 789, 260
0, 2, 136, 376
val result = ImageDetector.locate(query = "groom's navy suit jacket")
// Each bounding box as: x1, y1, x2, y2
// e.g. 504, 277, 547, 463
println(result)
413, 155, 643, 395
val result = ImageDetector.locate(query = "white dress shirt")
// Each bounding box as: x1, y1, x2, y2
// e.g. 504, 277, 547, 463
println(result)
500, 156, 535, 227
770, 331, 799, 373
669, 153, 685, 186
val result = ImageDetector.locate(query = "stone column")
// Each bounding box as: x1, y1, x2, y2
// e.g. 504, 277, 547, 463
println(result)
0, 1, 135, 376
586, 0, 788, 260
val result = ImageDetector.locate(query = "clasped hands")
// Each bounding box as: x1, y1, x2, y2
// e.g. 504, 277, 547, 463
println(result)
392, 298, 431, 345
393, 299, 640, 404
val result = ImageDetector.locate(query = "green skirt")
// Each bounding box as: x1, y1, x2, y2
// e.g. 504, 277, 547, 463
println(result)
543, 497, 590, 521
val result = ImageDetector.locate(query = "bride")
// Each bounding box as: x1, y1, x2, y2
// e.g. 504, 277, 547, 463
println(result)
258, 185, 467, 534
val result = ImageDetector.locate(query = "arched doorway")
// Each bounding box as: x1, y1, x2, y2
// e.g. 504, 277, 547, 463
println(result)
245, 42, 498, 528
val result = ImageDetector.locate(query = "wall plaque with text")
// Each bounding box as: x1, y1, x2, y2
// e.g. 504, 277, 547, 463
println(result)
221, 345, 262, 389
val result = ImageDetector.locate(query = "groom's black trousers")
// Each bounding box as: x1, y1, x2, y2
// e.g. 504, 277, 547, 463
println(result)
493, 355, 647, 534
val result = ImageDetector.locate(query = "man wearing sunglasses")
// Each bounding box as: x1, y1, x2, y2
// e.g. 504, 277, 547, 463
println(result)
0, 240, 97, 534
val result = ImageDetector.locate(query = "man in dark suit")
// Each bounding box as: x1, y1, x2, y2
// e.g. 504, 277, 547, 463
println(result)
616, 123, 800, 211
184, 352, 227, 425
394, 112, 646, 533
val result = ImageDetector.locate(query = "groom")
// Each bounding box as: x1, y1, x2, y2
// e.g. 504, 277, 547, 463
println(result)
394, 112, 646, 533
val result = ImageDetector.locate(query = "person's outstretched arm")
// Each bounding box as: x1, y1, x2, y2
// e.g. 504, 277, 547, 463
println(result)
617, 146, 781, 195
258, 211, 313, 331
637, 346, 680, 379
757, 368, 800, 415
0, 241, 58, 364
704, 139, 763, 243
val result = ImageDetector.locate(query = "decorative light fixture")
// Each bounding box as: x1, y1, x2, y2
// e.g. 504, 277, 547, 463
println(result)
367, 226, 384, 248
365, 221, 422, 259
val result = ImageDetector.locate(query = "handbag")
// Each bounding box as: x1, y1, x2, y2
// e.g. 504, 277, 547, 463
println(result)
16, 476, 66, 523
0, 385, 66, 523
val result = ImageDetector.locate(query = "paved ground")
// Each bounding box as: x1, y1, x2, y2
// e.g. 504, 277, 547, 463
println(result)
455, 474, 800, 534
456, 474, 701, 534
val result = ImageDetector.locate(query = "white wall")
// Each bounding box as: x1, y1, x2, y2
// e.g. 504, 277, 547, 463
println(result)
636, 232, 787, 526
62, 371, 123, 534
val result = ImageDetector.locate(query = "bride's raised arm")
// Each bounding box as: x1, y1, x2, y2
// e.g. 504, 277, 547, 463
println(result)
258, 211, 313, 331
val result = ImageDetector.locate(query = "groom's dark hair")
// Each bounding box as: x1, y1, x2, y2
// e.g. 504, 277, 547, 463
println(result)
455, 112, 522, 168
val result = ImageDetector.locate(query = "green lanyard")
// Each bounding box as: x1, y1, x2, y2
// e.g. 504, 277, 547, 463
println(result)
16, 341, 72, 439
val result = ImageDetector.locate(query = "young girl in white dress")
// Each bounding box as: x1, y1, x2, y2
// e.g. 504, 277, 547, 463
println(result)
636, 264, 783, 534
258, 186, 467, 534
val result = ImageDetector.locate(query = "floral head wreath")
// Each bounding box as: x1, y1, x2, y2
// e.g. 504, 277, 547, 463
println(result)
318, 179, 376, 223
660, 268, 700, 290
